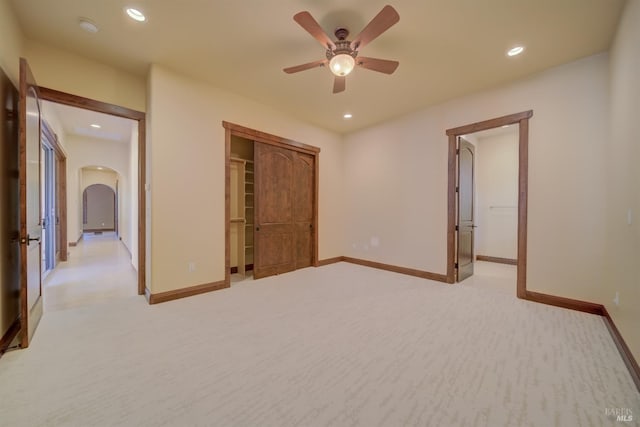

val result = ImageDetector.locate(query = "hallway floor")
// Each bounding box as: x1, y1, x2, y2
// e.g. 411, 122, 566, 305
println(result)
43, 232, 138, 312
461, 260, 517, 294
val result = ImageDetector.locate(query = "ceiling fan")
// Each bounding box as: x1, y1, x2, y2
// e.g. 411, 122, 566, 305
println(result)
284, 5, 400, 94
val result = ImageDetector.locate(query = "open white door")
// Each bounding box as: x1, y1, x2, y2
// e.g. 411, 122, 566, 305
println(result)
18, 57, 43, 348
456, 137, 475, 282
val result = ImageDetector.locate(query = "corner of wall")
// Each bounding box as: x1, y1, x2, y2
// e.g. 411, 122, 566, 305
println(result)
0, 0, 25, 84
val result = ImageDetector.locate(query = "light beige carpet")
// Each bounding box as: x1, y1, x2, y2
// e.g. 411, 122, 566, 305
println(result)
0, 262, 638, 426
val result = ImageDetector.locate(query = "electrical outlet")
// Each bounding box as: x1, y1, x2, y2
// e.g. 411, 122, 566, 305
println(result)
613, 291, 620, 306
627, 209, 632, 226
188, 262, 196, 272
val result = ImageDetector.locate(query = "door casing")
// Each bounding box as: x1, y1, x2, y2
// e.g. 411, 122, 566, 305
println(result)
446, 110, 533, 297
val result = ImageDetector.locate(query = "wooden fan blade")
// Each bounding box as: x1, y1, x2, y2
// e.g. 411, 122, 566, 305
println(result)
333, 76, 346, 93
351, 5, 400, 50
356, 56, 399, 74
294, 12, 336, 50
283, 59, 328, 74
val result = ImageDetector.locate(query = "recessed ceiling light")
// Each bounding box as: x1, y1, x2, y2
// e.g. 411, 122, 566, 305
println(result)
78, 18, 99, 33
97, 167, 104, 170
507, 46, 525, 57
90, 124, 101, 128
343, 113, 353, 119
501, 125, 510, 128
125, 8, 146, 22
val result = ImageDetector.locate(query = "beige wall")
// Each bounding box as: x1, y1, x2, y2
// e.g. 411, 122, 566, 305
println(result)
343, 53, 609, 302
82, 169, 118, 191
147, 65, 344, 294
606, 0, 640, 359
474, 130, 519, 259
0, 0, 23, 83
24, 40, 146, 113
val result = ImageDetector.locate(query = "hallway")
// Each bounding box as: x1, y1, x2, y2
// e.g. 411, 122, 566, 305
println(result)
43, 232, 138, 312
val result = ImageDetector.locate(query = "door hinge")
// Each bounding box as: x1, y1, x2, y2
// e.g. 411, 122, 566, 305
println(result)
455, 225, 459, 231
454, 262, 459, 269
456, 148, 460, 155
455, 186, 459, 193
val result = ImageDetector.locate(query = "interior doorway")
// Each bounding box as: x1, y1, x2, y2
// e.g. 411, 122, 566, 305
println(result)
38, 87, 146, 296
446, 110, 533, 298
455, 125, 520, 293
466, 125, 520, 266
82, 183, 116, 233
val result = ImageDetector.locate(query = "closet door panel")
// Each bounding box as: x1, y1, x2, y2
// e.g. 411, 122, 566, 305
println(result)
254, 143, 295, 279
293, 152, 314, 268
295, 223, 312, 269
256, 224, 295, 277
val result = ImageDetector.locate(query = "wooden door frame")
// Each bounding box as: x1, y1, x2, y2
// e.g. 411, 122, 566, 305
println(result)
222, 121, 320, 286
445, 110, 533, 297
38, 87, 147, 295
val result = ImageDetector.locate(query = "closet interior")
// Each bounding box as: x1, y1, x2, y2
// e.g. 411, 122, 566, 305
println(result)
230, 136, 254, 277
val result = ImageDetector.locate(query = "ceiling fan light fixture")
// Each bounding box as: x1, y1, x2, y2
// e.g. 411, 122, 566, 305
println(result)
330, 54, 355, 76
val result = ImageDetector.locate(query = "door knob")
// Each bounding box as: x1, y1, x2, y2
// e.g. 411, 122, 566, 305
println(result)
20, 234, 40, 245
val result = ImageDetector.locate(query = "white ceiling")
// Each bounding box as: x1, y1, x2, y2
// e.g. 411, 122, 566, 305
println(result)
43, 100, 135, 143
10, 0, 626, 134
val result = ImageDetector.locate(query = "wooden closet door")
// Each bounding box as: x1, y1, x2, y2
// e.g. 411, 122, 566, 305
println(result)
254, 143, 296, 279
293, 152, 314, 269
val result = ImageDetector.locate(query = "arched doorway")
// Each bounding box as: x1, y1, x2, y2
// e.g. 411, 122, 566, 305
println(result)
82, 184, 116, 233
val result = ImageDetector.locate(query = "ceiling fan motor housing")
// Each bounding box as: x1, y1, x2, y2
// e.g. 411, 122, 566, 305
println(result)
326, 40, 358, 60
327, 27, 357, 61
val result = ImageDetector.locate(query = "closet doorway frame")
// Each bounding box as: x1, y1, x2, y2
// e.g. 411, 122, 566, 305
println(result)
445, 110, 533, 297
222, 121, 320, 286
39, 87, 147, 295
